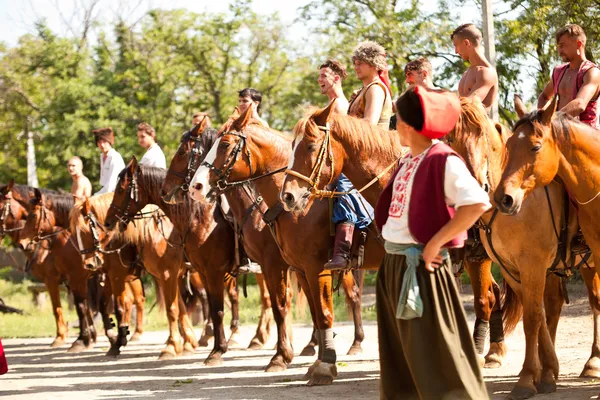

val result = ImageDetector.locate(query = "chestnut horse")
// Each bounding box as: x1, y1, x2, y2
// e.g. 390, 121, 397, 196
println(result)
16, 188, 127, 352
70, 193, 199, 358
189, 106, 378, 385
0, 182, 68, 347
496, 97, 600, 386
161, 120, 294, 371
104, 157, 271, 366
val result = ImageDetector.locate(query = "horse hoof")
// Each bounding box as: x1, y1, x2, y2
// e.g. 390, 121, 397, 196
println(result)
67, 340, 87, 353
265, 356, 288, 372
198, 335, 211, 347
299, 345, 316, 357
227, 339, 239, 349
204, 354, 223, 366
106, 346, 121, 357
158, 351, 176, 360
50, 337, 65, 348
307, 361, 337, 386
580, 357, 600, 378
248, 338, 264, 350
183, 342, 195, 356
129, 332, 142, 342
346, 345, 362, 356
509, 385, 536, 400
536, 380, 556, 394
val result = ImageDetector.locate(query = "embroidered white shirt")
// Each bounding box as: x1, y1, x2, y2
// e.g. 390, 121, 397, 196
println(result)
96, 148, 125, 195
139, 143, 167, 169
382, 144, 491, 244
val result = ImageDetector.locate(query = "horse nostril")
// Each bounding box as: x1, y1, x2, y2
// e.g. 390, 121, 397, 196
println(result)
501, 195, 514, 209
282, 192, 295, 205
193, 183, 203, 192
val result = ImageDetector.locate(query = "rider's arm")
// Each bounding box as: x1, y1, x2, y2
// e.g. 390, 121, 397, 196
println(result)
363, 84, 385, 125
467, 67, 496, 104
561, 68, 600, 117
537, 81, 554, 110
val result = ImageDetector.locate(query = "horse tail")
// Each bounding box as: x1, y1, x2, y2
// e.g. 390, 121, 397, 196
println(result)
501, 281, 522, 336
290, 269, 307, 320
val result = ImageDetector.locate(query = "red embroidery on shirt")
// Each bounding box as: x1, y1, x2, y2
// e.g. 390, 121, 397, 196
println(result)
388, 153, 424, 219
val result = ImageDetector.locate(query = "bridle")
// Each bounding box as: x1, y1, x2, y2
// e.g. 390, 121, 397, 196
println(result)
109, 169, 141, 226
0, 195, 24, 237
166, 128, 206, 196
284, 123, 337, 198
202, 130, 287, 195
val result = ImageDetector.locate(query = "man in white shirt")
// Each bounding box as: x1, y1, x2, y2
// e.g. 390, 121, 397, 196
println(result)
137, 122, 167, 169
93, 127, 126, 195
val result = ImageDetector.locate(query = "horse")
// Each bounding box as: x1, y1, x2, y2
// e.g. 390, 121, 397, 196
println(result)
14, 187, 120, 352
188, 105, 377, 385
495, 96, 600, 386
160, 119, 295, 371
104, 157, 256, 367
0, 181, 68, 347
70, 193, 199, 359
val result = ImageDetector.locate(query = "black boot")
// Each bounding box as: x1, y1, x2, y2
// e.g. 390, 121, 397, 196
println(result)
324, 222, 354, 270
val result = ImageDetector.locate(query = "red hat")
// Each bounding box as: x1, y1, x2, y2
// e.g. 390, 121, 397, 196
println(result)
92, 127, 114, 146
414, 86, 461, 139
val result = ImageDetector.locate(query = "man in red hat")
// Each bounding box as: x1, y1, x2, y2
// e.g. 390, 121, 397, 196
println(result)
93, 127, 125, 194
374, 86, 490, 399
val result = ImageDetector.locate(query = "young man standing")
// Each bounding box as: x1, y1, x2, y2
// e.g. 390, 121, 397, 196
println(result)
67, 156, 92, 200
317, 59, 349, 115
137, 122, 167, 169
452, 23, 499, 113
537, 24, 600, 128
93, 127, 125, 195
375, 86, 490, 399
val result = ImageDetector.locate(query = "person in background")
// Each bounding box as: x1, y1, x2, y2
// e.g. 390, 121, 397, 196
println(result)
68, 156, 92, 200
137, 122, 166, 169
93, 127, 125, 195
237, 88, 269, 127
192, 112, 212, 128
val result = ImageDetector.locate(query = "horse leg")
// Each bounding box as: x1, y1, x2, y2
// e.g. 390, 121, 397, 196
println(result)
67, 290, 92, 353
296, 271, 319, 357
204, 273, 228, 366
46, 274, 68, 348
177, 285, 199, 355
158, 271, 185, 360
580, 265, 600, 378
128, 279, 145, 342
98, 275, 117, 346
543, 274, 564, 343
305, 268, 337, 386
105, 268, 133, 357
189, 272, 212, 346
248, 273, 273, 350
226, 278, 241, 348
261, 260, 294, 372
341, 270, 364, 356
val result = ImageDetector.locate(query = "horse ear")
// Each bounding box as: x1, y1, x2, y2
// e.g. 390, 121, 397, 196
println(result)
127, 156, 138, 173
232, 104, 253, 131
7, 179, 14, 192
190, 124, 201, 137
540, 95, 558, 126
30, 188, 42, 205
313, 99, 336, 127
514, 94, 527, 119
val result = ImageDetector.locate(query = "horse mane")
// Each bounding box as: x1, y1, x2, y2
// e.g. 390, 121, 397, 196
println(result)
246, 124, 293, 157
42, 192, 75, 223
514, 110, 577, 149
1, 184, 57, 205
69, 192, 162, 247
293, 109, 403, 161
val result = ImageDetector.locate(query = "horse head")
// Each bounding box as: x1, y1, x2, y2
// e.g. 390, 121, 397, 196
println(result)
495, 95, 560, 215
161, 115, 213, 204
21, 188, 57, 241
70, 196, 111, 270
281, 100, 343, 214
105, 156, 144, 231
189, 105, 260, 202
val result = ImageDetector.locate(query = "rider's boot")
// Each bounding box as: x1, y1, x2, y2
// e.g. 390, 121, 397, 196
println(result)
324, 222, 354, 271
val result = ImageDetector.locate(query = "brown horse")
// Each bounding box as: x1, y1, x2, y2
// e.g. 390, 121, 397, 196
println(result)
103, 157, 248, 366
70, 193, 199, 358
0, 182, 68, 347
496, 96, 600, 387
280, 99, 512, 367
189, 106, 377, 385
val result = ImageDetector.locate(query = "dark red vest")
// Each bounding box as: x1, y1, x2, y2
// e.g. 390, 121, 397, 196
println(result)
552, 61, 599, 129
375, 142, 468, 248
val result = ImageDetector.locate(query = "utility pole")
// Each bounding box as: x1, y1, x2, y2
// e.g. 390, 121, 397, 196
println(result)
26, 116, 39, 188
482, 0, 499, 121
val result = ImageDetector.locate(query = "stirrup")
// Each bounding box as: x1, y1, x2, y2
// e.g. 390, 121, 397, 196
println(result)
237, 260, 262, 274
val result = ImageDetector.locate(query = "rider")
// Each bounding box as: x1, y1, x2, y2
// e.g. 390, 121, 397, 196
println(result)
238, 88, 269, 128
375, 86, 490, 399
68, 156, 92, 200
538, 24, 600, 254
324, 41, 393, 270
318, 59, 350, 114
137, 122, 167, 169
452, 23, 499, 113
93, 127, 125, 195
390, 57, 435, 129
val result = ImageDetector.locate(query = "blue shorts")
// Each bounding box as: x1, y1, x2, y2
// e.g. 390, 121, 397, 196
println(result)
332, 174, 374, 230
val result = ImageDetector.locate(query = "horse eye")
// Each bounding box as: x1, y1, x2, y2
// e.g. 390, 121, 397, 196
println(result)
531, 144, 542, 153
308, 143, 318, 152
220, 141, 231, 149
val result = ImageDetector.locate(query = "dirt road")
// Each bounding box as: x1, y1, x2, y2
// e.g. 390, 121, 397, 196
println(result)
2, 285, 600, 399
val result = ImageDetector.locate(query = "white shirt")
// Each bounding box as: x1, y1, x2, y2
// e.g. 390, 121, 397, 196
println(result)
139, 143, 167, 169
96, 148, 126, 195
382, 144, 491, 244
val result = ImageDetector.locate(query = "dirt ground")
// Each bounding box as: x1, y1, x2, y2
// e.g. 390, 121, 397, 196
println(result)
2, 284, 600, 400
